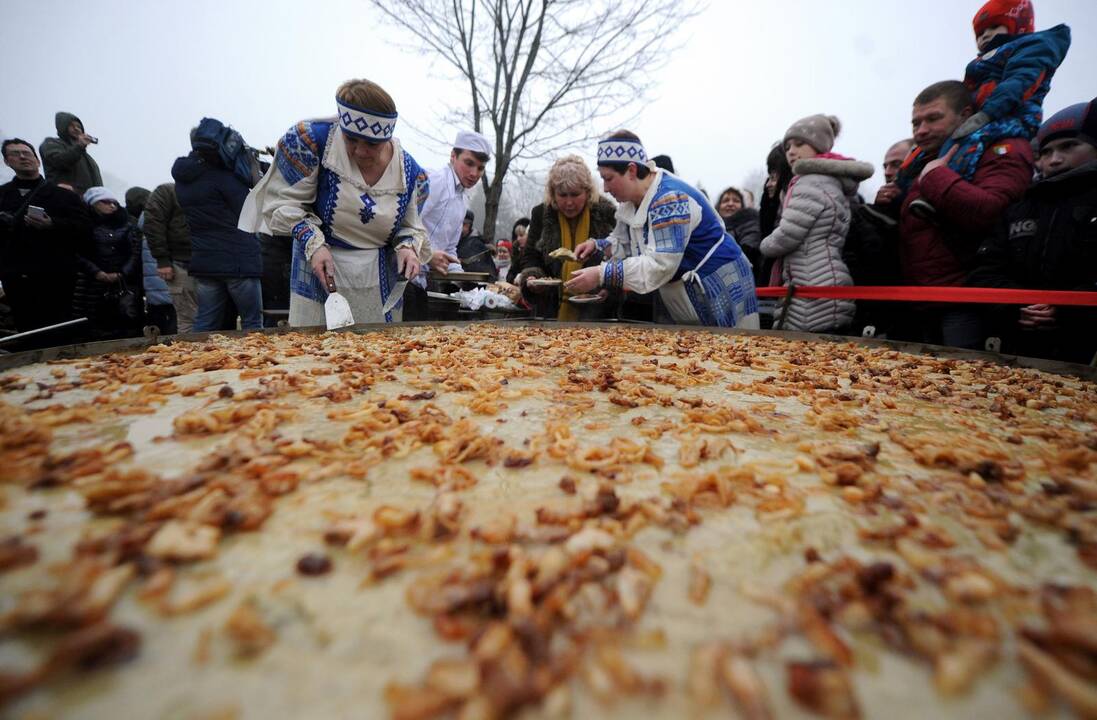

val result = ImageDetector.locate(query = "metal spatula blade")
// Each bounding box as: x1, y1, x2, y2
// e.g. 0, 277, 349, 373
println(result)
381, 279, 408, 314
323, 276, 354, 330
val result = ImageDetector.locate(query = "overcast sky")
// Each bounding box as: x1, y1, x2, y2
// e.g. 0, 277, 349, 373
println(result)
3, 0, 1094, 219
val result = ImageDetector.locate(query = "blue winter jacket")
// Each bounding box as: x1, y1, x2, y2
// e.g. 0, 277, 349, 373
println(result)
171, 153, 261, 278
966, 24, 1071, 123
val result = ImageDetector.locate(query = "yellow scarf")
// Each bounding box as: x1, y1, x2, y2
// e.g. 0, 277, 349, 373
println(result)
556, 206, 590, 321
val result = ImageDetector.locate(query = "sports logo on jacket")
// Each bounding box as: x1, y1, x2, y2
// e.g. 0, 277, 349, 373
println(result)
1008, 219, 1038, 238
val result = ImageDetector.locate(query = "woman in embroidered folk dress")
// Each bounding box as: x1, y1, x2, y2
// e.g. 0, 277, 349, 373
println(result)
239, 79, 429, 325
565, 131, 759, 328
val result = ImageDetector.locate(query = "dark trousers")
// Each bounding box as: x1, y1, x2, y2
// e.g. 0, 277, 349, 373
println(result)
402, 282, 429, 321
147, 303, 178, 335
897, 306, 985, 350
0, 272, 78, 350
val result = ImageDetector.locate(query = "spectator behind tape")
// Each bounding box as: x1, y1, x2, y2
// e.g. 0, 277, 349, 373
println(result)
895, 80, 1033, 349
968, 98, 1097, 364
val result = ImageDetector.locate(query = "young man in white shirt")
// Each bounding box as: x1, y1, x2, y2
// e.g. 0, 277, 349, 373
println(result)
403, 130, 491, 320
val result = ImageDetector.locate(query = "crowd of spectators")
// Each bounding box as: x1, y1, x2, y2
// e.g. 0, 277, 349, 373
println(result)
0, 0, 1093, 364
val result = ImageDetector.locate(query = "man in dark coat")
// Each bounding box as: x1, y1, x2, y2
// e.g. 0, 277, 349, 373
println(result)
39, 112, 102, 195
0, 139, 91, 349
171, 119, 262, 332
968, 98, 1097, 364
143, 182, 196, 331
456, 210, 497, 279
895, 80, 1033, 348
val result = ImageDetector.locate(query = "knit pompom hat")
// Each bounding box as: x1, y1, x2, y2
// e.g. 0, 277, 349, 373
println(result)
1035, 98, 1097, 151
783, 114, 842, 154
83, 186, 119, 206
973, 0, 1034, 38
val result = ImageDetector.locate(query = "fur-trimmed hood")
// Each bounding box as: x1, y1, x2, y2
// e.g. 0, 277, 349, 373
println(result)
793, 155, 874, 195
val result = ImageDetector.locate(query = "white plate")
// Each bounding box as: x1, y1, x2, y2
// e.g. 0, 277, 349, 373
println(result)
527, 278, 563, 287
568, 294, 605, 305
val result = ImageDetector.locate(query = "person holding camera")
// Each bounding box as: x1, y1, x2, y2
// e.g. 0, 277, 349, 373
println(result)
39, 112, 102, 195
0, 139, 91, 348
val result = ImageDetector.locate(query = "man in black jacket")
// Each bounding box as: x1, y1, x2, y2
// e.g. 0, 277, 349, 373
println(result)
457, 210, 497, 280
0, 139, 91, 349
969, 98, 1097, 364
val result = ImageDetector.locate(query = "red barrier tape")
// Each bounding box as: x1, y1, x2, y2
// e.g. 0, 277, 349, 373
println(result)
754, 286, 1097, 306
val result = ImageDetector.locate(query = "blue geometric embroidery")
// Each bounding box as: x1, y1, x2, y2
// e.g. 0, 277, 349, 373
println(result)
275, 122, 322, 186
316, 169, 340, 230
681, 254, 758, 327
650, 196, 690, 254
387, 152, 418, 244
359, 193, 376, 225
339, 111, 395, 139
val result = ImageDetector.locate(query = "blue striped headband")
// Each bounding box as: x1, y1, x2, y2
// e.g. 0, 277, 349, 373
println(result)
337, 98, 397, 142
597, 139, 647, 165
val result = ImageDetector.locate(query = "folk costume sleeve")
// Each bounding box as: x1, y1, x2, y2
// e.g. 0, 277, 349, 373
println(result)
602, 189, 702, 295
394, 164, 431, 264
264, 122, 327, 262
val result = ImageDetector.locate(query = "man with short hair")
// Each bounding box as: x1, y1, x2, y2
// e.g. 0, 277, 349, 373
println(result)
403, 130, 491, 320
883, 139, 914, 185
39, 112, 102, 194
457, 209, 497, 279
896, 80, 1033, 348
968, 98, 1097, 363
0, 139, 91, 348
143, 182, 197, 331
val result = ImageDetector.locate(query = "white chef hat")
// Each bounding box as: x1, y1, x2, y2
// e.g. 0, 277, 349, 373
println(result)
454, 130, 491, 159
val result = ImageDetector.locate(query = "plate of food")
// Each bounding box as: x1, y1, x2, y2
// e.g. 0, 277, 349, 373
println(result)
526, 277, 563, 287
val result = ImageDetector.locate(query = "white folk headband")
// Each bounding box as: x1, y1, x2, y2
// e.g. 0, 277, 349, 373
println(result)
337, 98, 397, 142
597, 138, 647, 165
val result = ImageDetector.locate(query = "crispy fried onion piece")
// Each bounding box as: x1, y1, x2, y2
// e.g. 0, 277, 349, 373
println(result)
0, 402, 53, 485
410, 464, 478, 491
786, 660, 860, 720
172, 401, 295, 438
681, 403, 767, 434
395, 525, 663, 718
0, 559, 135, 632
888, 431, 1023, 482
0, 622, 140, 707
433, 419, 504, 465
690, 643, 776, 720
223, 598, 276, 658
678, 436, 737, 469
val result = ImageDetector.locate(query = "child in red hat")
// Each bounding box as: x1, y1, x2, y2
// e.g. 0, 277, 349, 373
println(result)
910, 0, 1070, 217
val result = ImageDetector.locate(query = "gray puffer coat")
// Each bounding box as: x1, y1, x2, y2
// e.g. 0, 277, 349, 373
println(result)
760, 155, 873, 332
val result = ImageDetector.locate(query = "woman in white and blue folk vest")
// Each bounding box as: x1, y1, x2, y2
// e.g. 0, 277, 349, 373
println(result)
565, 131, 759, 328
239, 78, 431, 325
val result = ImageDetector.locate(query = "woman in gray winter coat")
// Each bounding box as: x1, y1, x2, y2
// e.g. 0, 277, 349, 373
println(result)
760, 114, 873, 333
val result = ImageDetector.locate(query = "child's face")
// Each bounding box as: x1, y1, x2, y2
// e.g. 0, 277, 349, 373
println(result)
1036, 137, 1097, 178
785, 139, 818, 166
977, 24, 1009, 52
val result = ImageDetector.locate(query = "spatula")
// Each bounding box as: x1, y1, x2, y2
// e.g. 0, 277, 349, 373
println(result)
381, 279, 408, 314
323, 274, 355, 330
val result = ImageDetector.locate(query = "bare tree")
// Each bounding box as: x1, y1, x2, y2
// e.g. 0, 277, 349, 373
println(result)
368, 0, 700, 242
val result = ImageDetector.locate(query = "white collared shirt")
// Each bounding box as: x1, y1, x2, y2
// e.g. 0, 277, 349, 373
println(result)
414, 162, 467, 286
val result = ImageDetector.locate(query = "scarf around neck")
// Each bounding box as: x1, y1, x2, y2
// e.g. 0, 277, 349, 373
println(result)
556, 206, 590, 321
